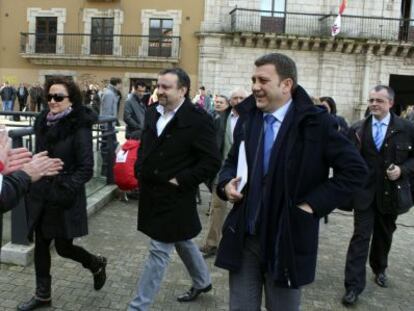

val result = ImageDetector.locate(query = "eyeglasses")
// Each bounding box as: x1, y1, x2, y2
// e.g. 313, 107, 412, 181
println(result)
47, 93, 69, 102
367, 98, 387, 104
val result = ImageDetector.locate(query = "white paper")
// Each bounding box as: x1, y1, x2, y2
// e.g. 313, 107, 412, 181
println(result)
236, 141, 248, 193
116, 150, 128, 163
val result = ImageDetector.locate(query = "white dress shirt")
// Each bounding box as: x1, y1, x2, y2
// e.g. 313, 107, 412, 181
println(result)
156, 99, 185, 137
230, 111, 239, 137
0, 173, 3, 194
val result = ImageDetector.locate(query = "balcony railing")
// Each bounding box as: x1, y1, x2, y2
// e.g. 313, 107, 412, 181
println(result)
20, 33, 181, 59
230, 8, 414, 42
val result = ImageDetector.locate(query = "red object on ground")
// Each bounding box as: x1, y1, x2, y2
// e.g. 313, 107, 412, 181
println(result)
113, 139, 140, 191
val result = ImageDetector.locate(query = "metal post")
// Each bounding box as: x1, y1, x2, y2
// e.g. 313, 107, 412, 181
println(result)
105, 121, 115, 185
10, 135, 30, 245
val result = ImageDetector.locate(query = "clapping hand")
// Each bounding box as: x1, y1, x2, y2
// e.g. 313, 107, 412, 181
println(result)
22, 151, 64, 182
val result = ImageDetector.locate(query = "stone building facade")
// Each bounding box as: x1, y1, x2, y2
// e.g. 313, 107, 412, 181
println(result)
198, 0, 414, 121
0, 0, 204, 98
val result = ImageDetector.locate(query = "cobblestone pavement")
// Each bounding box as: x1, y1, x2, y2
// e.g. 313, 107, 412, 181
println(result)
1, 188, 413, 311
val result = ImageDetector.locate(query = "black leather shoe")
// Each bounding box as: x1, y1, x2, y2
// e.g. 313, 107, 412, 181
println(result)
92, 256, 107, 290
374, 272, 388, 288
341, 290, 358, 306
17, 296, 51, 311
177, 284, 212, 302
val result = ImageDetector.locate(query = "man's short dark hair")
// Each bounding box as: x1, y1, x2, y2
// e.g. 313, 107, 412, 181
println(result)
134, 81, 147, 90
200, 86, 205, 91
371, 85, 395, 101
110, 77, 122, 86
254, 53, 298, 91
159, 68, 191, 98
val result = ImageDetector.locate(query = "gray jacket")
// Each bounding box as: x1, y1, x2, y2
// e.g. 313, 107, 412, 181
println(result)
123, 94, 146, 139
100, 85, 120, 118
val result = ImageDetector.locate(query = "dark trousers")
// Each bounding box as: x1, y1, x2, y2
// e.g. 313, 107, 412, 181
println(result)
18, 98, 27, 111
34, 229, 95, 279
344, 201, 397, 294
229, 236, 301, 311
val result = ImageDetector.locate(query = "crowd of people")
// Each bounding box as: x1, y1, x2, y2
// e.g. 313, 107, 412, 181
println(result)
0, 52, 413, 311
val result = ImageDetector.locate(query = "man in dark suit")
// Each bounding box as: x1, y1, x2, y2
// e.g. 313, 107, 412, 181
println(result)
16, 83, 29, 112
215, 53, 367, 310
128, 68, 221, 311
342, 85, 414, 306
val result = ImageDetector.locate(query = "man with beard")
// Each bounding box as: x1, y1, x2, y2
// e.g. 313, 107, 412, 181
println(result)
215, 53, 367, 310
128, 68, 221, 310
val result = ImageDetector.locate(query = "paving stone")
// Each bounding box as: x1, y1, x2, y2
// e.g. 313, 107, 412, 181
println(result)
0, 190, 413, 310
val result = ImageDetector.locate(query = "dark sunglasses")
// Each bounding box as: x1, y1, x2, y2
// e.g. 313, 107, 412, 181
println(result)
47, 93, 69, 102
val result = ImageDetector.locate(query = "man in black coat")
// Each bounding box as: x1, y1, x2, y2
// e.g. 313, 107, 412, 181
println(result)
342, 85, 414, 306
123, 81, 147, 140
128, 68, 221, 311
215, 53, 367, 310
16, 83, 29, 112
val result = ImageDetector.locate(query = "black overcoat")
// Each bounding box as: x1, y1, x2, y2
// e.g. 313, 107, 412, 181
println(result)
135, 99, 221, 243
26, 106, 97, 239
215, 86, 368, 288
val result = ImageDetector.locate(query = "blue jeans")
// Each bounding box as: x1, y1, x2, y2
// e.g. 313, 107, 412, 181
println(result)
128, 239, 211, 311
2, 100, 13, 112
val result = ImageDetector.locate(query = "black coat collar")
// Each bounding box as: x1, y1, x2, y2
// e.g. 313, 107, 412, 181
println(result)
235, 85, 323, 124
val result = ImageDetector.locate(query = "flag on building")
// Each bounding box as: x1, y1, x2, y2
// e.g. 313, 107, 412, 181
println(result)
332, 0, 347, 36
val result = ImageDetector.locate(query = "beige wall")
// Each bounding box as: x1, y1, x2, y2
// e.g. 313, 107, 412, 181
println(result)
0, 0, 203, 93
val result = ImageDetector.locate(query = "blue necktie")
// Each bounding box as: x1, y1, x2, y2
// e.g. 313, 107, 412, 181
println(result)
263, 115, 277, 174
373, 122, 385, 151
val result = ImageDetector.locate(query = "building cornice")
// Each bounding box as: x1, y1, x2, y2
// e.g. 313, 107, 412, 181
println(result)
196, 31, 414, 58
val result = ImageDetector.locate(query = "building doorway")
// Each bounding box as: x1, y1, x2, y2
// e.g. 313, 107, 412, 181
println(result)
400, 0, 414, 40
389, 74, 414, 115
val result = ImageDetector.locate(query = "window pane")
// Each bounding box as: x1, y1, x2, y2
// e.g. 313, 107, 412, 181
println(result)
162, 19, 173, 29
275, 0, 285, 12
150, 19, 160, 29
261, 0, 272, 10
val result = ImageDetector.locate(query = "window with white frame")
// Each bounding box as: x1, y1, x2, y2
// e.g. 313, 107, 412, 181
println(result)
140, 10, 181, 58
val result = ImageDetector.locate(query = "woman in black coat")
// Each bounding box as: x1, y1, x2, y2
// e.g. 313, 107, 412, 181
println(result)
18, 77, 107, 311
320, 96, 349, 135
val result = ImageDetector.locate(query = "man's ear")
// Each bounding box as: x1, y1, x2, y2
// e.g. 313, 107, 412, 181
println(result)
282, 78, 294, 94
181, 87, 188, 97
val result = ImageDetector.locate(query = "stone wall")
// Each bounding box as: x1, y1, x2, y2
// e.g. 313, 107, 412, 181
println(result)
198, 35, 414, 122
199, 0, 412, 122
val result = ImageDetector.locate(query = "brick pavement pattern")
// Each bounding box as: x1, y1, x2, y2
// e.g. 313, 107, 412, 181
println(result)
1, 189, 413, 311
